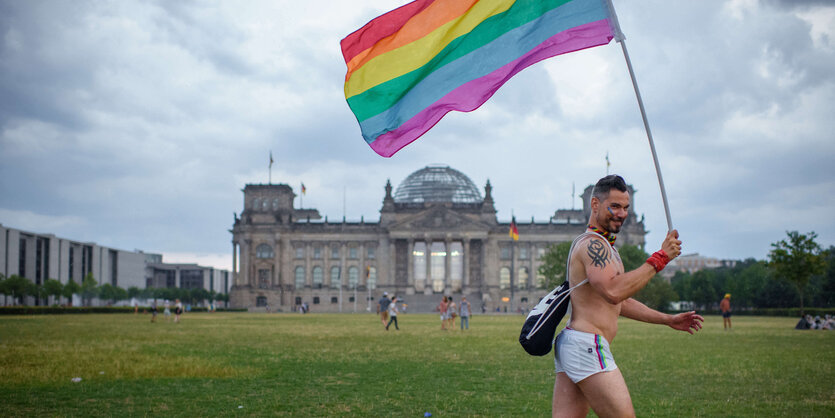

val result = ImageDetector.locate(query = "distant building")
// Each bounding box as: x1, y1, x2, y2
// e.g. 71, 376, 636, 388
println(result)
146, 262, 230, 295
661, 253, 738, 280
0, 223, 230, 306
229, 165, 647, 312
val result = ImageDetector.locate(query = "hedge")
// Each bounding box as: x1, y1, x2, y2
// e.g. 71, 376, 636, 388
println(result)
0, 306, 246, 315
673, 307, 835, 317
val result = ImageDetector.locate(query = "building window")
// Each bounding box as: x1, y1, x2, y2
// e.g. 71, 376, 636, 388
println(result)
500, 246, 512, 260
294, 266, 305, 289
256, 244, 274, 259
262, 200, 269, 211
367, 267, 377, 290
348, 266, 359, 289
181, 270, 204, 289
331, 296, 338, 304
312, 266, 323, 289
367, 247, 376, 259
450, 242, 463, 282
349, 296, 356, 302
295, 296, 302, 305
518, 267, 529, 290
252, 198, 260, 210
537, 247, 547, 259
536, 271, 546, 289
331, 245, 340, 259
413, 242, 426, 281
431, 242, 446, 292
256, 296, 267, 307
258, 269, 270, 289
272, 198, 279, 210
295, 246, 305, 259
349, 246, 358, 259
499, 267, 511, 290
519, 246, 529, 260
330, 266, 341, 289
313, 296, 320, 305
313, 246, 322, 259
521, 297, 529, 304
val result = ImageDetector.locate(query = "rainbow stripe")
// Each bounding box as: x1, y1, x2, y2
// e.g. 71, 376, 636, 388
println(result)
595, 334, 607, 369
341, 0, 618, 157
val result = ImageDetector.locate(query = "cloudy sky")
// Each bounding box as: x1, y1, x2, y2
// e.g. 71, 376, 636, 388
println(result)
1, 0, 833, 271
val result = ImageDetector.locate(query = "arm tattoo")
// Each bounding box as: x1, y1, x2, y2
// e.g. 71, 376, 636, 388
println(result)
587, 239, 609, 268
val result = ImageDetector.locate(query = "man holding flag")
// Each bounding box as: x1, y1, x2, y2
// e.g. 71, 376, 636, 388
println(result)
553, 175, 703, 417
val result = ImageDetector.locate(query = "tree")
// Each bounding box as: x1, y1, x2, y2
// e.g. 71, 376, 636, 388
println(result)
635, 276, 678, 312
537, 242, 571, 289
80, 273, 99, 307
3, 275, 34, 305
43, 279, 64, 305
98, 283, 126, 305
63, 278, 81, 306
127, 286, 141, 300
769, 231, 826, 316
618, 244, 649, 272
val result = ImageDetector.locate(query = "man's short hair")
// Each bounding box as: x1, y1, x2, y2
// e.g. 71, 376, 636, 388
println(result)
591, 175, 628, 202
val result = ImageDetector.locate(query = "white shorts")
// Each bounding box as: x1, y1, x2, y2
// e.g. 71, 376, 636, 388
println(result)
554, 327, 618, 383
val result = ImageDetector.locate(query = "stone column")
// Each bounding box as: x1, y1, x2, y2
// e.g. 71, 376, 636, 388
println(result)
445, 238, 452, 292
424, 239, 433, 295
232, 241, 238, 286
463, 239, 470, 290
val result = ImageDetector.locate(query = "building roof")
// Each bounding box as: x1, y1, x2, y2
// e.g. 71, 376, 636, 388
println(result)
393, 165, 482, 204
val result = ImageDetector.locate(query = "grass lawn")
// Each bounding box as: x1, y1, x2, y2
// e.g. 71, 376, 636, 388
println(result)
0, 313, 832, 417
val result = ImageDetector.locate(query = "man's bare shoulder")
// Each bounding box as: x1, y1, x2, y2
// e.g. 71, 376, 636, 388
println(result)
570, 234, 611, 267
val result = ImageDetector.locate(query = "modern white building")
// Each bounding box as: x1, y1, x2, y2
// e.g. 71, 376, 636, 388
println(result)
1, 223, 230, 305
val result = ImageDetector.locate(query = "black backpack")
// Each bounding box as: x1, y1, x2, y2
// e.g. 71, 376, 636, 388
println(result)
518, 279, 576, 355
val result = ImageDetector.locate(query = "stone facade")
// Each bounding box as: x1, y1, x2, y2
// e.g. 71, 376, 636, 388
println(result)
229, 166, 646, 312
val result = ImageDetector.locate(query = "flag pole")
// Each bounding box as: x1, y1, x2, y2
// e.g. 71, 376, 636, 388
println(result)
607, 0, 673, 231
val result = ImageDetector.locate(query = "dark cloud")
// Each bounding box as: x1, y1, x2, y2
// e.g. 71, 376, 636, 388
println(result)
1, 0, 833, 265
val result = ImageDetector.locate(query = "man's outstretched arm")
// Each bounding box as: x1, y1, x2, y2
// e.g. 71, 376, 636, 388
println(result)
620, 298, 704, 334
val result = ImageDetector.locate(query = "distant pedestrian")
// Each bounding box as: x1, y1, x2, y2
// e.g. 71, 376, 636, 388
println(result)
134, 302, 138, 315
174, 299, 183, 323
720, 293, 732, 330
459, 296, 472, 330
378, 292, 391, 328
439, 296, 449, 330
447, 297, 458, 329
150, 301, 158, 323
164, 300, 171, 322
385, 296, 400, 330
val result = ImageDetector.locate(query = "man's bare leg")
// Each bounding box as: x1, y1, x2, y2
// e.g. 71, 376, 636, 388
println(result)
576, 369, 634, 418
552, 372, 589, 418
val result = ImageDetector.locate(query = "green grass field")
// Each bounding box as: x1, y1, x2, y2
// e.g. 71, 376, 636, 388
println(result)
0, 313, 832, 417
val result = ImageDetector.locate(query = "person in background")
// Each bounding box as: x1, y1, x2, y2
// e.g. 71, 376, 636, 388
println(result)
385, 296, 400, 331
720, 293, 732, 330
459, 296, 472, 330
378, 292, 391, 328
439, 296, 449, 330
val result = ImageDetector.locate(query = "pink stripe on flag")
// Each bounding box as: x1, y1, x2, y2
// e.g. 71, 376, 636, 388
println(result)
369, 19, 612, 157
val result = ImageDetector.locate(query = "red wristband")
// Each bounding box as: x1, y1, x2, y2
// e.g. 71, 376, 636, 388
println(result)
646, 250, 670, 272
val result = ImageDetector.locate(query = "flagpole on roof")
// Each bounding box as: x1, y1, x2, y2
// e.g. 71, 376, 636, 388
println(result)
607, 0, 674, 231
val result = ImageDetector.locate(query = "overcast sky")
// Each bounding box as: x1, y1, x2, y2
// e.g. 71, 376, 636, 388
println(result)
1, 0, 833, 271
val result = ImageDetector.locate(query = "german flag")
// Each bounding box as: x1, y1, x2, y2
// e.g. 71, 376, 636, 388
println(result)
509, 217, 519, 241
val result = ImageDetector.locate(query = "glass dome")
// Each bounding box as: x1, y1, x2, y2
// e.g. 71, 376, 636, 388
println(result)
394, 165, 483, 204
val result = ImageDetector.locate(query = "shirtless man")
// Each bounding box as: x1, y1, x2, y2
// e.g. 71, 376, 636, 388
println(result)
553, 175, 704, 418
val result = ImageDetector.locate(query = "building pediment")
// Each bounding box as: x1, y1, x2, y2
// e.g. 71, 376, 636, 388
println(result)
386, 205, 491, 235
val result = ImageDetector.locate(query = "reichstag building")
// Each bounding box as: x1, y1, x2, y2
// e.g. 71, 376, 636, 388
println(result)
229, 166, 646, 312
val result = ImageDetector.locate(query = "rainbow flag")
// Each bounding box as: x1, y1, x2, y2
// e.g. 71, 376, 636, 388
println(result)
341, 0, 621, 157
